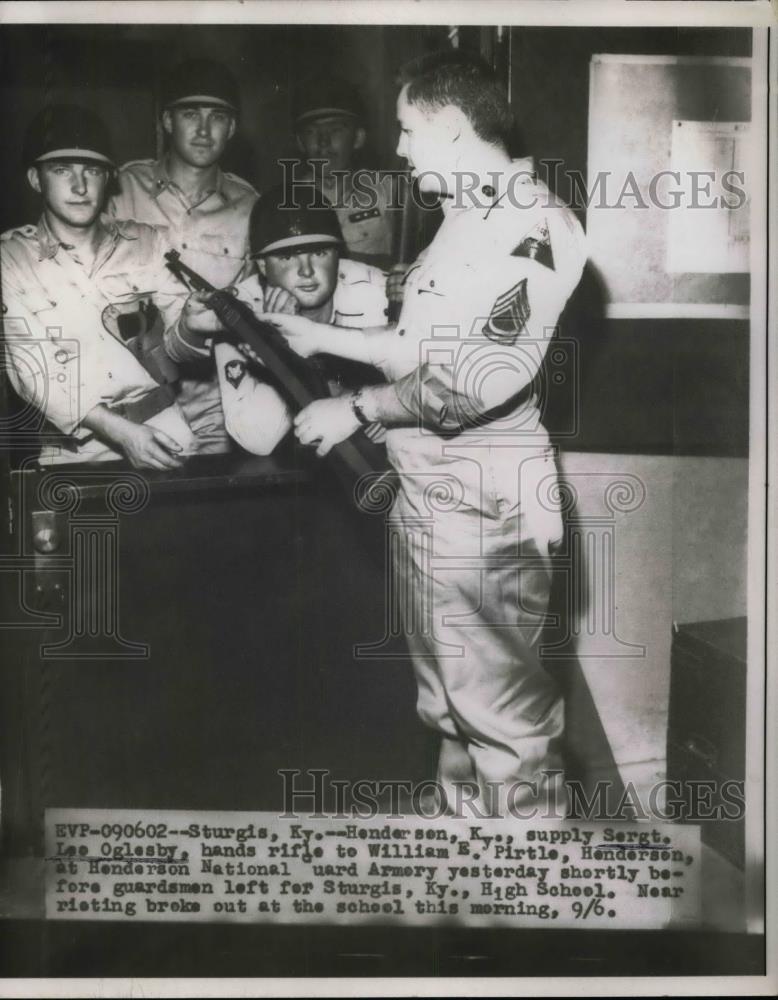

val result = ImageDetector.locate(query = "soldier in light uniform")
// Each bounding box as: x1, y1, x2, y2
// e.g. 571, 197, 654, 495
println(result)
1, 104, 199, 469
291, 74, 398, 269
262, 52, 588, 816
179, 184, 388, 455
109, 58, 259, 454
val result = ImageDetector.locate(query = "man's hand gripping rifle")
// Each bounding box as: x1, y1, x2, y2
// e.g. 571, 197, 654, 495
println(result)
164, 250, 390, 502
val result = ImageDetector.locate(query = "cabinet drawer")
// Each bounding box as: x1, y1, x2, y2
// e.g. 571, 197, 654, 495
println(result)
666, 740, 745, 869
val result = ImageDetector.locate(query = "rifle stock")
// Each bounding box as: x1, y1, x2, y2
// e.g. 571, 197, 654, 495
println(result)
387, 170, 414, 325
164, 251, 392, 504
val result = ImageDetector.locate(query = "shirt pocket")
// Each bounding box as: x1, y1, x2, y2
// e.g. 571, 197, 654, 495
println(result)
18, 287, 58, 324
414, 269, 448, 300
195, 231, 246, 263
99, 270, 148, 300
185, 232, 248, 286
15, 293, 73, 353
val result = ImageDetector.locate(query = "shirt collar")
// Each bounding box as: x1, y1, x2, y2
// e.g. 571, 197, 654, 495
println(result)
36, 216, 63, 259
152, 156, 227, 204
35, 214, 136, 261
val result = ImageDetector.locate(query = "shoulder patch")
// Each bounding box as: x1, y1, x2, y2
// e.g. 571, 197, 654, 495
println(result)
512, 218, 555, 271
224, 358, 247, 388
483, 278, 531, 346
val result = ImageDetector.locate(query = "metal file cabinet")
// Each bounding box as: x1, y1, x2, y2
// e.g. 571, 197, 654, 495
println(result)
666, 618, 747, 869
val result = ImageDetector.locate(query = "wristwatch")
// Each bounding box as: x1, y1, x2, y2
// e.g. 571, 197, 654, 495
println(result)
349, 389, 371, 427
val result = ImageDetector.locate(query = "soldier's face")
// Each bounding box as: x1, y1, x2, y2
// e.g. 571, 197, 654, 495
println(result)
296, 115, 365, 176
259, 247, 339, 310
28, 161, 109, 228
396, 86, 454, 196
163, 105, 236, 169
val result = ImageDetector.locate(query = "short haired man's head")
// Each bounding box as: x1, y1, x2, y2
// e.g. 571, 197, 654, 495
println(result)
294, 75, 366, 176
161, 58, 239, 169
24, 104, 114, 228
395, 51, 514, 197
397, 50, 513, 147
249, 185, 343, 310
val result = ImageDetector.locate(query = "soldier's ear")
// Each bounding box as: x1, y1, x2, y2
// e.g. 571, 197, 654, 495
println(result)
26, 166, 42, 194
441, 105, 470, 145
295, 132, 306, 154
257, 258, 267, 279
353, 127, 366, 152
161, 110, 173, 136
228, 116, 236, 141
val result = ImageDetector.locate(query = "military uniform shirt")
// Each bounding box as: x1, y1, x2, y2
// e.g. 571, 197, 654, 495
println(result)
0, 216, 192, 464
109, 157, 260, 453
108, 157, 259, 287
376, 162, 588, 515
214, 258, 388, 455
303, 171, 397, 266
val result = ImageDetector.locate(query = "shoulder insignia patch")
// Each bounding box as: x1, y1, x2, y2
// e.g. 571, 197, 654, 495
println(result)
347, 207, 381, 224
483, 278, 530, 345
225, 358, 247, 388
512, 218, 555, 271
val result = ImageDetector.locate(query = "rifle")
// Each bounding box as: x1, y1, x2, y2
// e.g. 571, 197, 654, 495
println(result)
387, 170, 413, 325
164, 250, 392, 505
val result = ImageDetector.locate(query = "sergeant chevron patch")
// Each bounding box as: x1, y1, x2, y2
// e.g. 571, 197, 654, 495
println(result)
512, 218, 555, 271
482, 277, 531, 345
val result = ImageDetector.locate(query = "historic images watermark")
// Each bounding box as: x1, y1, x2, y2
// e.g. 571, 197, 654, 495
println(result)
280, 159, 748, 213
277, 768, 746, 824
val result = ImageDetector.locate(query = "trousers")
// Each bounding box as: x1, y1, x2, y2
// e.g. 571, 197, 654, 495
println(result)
390, 442, 565, 816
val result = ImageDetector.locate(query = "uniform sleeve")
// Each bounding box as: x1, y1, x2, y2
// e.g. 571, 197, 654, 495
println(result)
214, 340, 291, 455
105, 172, 136, 225
144, 227, 213, 364
335, 261, 390, 330
1, 248, 107, 436
130, 225, 211, 362
161, 256, 264, 363
392, 208, 587, 433
105, 190, 123, 221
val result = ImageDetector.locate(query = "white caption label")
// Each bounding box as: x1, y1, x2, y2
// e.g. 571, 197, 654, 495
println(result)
46, 809, 700, 928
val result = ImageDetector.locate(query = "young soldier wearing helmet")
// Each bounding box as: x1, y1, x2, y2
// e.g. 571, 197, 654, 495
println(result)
181, 184, 389, 455
109, 58, 259, 455
1, 104, 199, 469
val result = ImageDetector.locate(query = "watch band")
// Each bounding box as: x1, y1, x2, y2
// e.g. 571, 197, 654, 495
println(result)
350, 389, 371, 427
